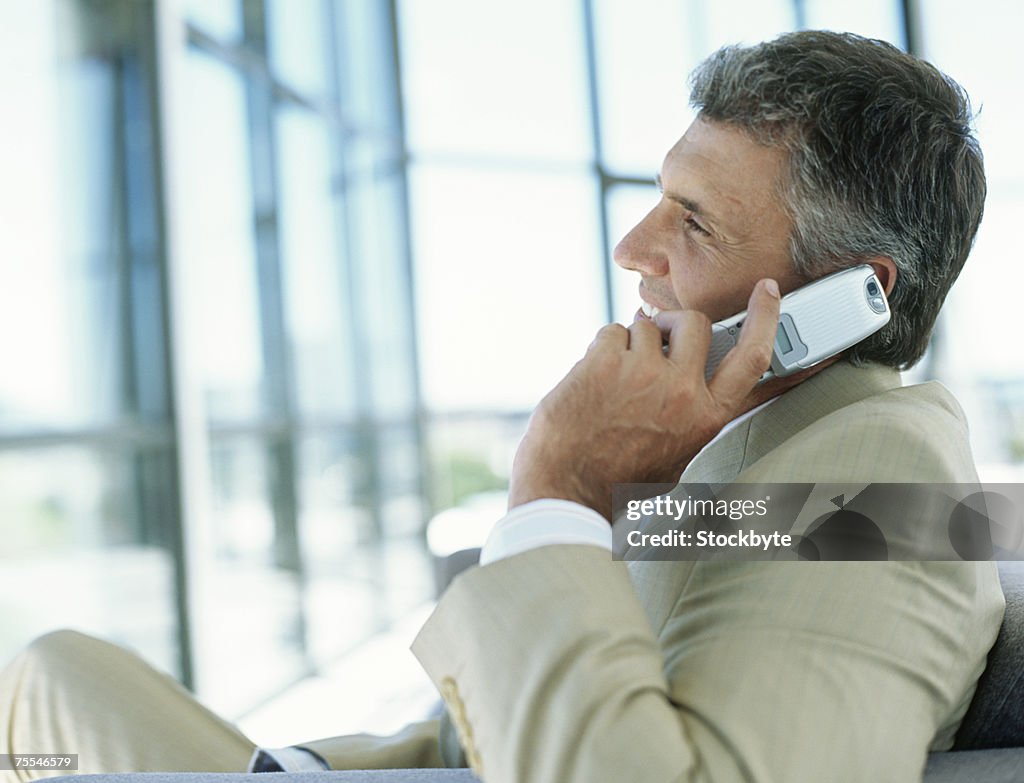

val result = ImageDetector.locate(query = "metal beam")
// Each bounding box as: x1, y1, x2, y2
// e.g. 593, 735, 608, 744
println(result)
581, 0, 616, 323
384, 0, 433, 533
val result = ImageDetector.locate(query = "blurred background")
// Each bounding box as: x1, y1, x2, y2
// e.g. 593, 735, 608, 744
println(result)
1, 0, 1022, 747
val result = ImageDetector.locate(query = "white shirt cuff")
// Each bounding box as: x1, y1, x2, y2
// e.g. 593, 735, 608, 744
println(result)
479, 498, 612, 566
248, 746, 328, 772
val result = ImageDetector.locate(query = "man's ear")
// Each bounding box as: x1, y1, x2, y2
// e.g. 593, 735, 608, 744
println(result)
867, 258, 897, 297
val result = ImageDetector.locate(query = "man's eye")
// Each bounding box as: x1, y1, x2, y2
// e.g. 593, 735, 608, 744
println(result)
683, 217, 711, 237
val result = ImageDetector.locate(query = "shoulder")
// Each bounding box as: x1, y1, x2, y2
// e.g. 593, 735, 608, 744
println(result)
744, 380, 979, 483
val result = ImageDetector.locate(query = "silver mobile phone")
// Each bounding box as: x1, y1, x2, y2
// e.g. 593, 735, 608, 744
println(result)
704, 264, 890, 382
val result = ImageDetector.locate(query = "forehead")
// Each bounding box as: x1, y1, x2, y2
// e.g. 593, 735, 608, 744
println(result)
662, 118, 790, 235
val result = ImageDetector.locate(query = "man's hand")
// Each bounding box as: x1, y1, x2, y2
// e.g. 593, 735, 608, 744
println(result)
508, 279, 782, 520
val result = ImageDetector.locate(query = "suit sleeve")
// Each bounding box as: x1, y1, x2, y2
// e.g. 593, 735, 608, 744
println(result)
412, 544, 1002, 783
411, 397, 1004, 783
297, 718, 445, 770
412, 545, 710, 782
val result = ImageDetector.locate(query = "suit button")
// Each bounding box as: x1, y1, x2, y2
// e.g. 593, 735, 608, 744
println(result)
440, 676, 458, 700
439, 677, 483, 776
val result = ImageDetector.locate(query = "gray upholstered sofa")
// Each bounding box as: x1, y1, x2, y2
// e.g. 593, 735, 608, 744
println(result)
50, 561, 1024, 782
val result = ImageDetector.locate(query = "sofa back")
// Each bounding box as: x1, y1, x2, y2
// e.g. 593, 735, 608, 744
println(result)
954, 561, 1024, 749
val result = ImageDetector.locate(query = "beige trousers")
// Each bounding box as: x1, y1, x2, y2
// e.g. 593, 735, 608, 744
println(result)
0, 630, 442, 782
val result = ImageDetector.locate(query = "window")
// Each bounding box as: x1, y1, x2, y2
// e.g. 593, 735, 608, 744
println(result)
918, 0, 1024, 475
2, 0, 1020, 727
0, 0, 426, 719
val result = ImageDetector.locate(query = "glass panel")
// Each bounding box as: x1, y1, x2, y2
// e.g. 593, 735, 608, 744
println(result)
423, 415, 523, 558
266, 0, 330, 97
348, 169, 419, 418
335, 0, 400, 131
376, 424, 425, 538
593, 0, 796, 176
275, 106, 358, 419
699, 0, 795, 48
363, 536, 434, 620
196, 437, 306, 716
185, 0, 243, 42
919, 1, 1024, 184
941, 196, 1024, 381
591, 0, 697, 176
803, 0, 903, 43
939, 194, 1024, 468
398, 0, 591, 162
409, 166, 605, 411
0, 446, 178, 676
297, 430, 430, 664
426, 415, 522, 514
919, 1, 1024, 472
0, 8, 123, 431
607, 184, 660, 326
298, 432, 371, 557
180, 50, 266, 422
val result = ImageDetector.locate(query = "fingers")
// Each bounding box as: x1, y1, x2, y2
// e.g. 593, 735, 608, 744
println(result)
653, 310, 712, 376
588, 320, 666, 356
588, 323, 629, 354
626, 318, 665, 354
708, 279, 780, 407
590, 277, 779, 412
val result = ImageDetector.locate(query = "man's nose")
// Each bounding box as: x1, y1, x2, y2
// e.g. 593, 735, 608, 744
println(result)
612, 211, 669, 276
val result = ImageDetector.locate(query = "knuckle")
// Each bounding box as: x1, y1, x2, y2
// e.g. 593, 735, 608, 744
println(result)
598, 323, 628, 338
588, 323, 627, 353
746, 344, 773, 373
630, 319, 659, 338
653, 310, 677, 327
676, 380, 701, 405
684, 310, 711, 329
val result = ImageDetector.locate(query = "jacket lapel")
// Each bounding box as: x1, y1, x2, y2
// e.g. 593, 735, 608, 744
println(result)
685, 361, 903, 482
624, 361, 904, 631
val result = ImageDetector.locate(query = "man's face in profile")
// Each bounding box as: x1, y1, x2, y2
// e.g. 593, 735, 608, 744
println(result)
615, 118, 805, 325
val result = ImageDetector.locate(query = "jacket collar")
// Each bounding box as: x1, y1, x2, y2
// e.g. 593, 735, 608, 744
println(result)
680, 361, 903, 484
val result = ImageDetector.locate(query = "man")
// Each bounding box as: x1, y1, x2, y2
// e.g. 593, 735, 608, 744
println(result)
0, 30, 1004, 783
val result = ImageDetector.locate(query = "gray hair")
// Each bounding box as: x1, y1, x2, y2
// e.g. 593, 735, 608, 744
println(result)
689, 30, 986, 369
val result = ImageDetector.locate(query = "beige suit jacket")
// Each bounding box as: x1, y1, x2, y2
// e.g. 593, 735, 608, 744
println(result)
410, 361, 1006, 782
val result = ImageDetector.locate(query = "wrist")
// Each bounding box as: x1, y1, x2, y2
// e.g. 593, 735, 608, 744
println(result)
508, 472, 608, 520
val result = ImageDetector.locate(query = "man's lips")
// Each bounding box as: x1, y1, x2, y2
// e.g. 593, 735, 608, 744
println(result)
635, 300, 674, 323
634, 306, 673, 348
640, 301, 664, 319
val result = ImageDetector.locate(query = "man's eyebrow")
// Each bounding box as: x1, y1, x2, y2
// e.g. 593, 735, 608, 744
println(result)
654, 173, 719, 226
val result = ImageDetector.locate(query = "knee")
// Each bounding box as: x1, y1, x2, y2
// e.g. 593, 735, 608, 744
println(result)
0, 631, 109, 772
1, 630, 111, 704
21, 629, 103, 670
1, 632, 91, 718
